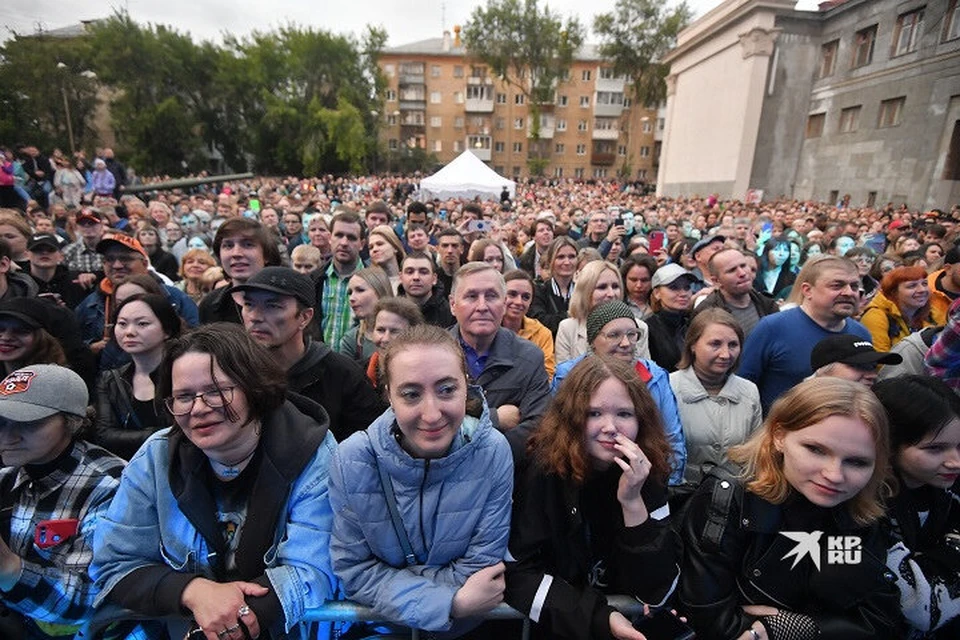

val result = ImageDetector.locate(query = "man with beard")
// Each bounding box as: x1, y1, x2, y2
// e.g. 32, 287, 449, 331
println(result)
740, 255, 870, 413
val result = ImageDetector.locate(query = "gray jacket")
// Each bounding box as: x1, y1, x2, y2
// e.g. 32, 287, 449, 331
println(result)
669, 367, 762, 485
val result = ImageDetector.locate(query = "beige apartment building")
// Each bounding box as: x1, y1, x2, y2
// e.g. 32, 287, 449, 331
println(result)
379, 29, 661, 182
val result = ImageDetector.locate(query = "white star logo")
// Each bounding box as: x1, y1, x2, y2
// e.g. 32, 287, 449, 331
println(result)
780, 531, 822, 570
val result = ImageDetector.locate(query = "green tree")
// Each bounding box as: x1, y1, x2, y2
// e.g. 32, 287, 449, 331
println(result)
462, 0, 584, 171
593, 0, 692, 108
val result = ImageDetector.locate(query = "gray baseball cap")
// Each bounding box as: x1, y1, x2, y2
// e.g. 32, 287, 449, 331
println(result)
0, 365, 89, 422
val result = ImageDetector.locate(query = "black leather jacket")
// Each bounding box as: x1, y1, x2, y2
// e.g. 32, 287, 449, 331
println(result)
92, 363, 166, 460
679, 474, 904, 640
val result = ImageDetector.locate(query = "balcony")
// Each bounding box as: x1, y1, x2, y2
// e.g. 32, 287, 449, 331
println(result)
469, 146, 492, 161
595, 75, 626, 93
465, 98, 494, 113
399, 100, 426, 111
594, 102, 625, 118
591, 152, 616, 166
467, 77, 494, 86
592, 128, 619, 140
528, 115, 555, 139
398, 73, 425, 85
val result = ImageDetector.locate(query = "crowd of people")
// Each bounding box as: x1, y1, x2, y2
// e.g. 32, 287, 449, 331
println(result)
0, 152, 960, 640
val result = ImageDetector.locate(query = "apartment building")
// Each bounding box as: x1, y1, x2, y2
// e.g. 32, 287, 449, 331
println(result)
379, 28, 661, 182
658, 0, 960, 209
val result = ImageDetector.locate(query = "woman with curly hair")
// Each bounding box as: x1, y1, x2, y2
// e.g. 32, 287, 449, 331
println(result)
505, 355, 678, 640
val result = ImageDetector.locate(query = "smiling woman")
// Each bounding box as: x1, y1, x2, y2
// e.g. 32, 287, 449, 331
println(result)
91, 324, 339, 640
329, 324, 514, 637
679, 378, 902, 640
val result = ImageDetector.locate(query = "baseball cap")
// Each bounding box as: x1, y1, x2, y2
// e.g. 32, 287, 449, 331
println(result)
76, 209, 103, 225
944, 245, 960, 265
0, 364, 88, 421
96, 233, 148, 259
691, 234, 725, 258
0, 299, 48, 330
230, 266, 316, 307
887, 220, 908, 231
810, 334, 903, 372
28, 233, 65, 252
651, 263, 700, 288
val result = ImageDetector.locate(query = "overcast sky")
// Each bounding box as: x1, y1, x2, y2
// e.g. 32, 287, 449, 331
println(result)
4, 0, 729, 47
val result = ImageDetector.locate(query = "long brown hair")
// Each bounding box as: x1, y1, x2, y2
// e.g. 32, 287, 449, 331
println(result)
530, 355, 672, 485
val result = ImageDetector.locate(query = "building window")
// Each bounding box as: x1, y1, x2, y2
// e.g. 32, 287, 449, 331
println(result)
943, 119, 960, 180
384, 64, 395, 77
514, 117, 525, 130
593, 168, 608, 178
555, 143, 565, 154
581, 70, 592, 81
553, 167, 563, 177
513, 166, 522, 177
513, 142, 523, 153
388, 139, 399, 150
574, 167, 585, 178
818, 39, 839, 78
430, 116, 442, 128
453, 66, 464, 78
495, 166, 504, 174
893, 8, 924, 56
946, 0, 960, 41
839, 106, 861, 133
434, 140, 442, 152
806, 112, 826, 138
866, 191, 878, 207
469, 136, 490, 150
496, 92, 507, 104
495, 117, 505, 130
560, 69, 570, 81
515, 94, 526, 105
431, 65, 441, 77
594, 118, 617, 131
637, 169, 648, 179
658, 118, 665, 131
470, 65, 487, 78
454, 140, 464, 152
455, 116, 465, 129
385, 89, 397, 101
599, 67, 616, 79
617, 145, 627, 156
494, 141, 505, 153
577, 120, 588, 132
852, 25, 877, 68
430, 91, 441, 104
878, 97, 906, 128
576, 144, 586, 156
559, 95, 569, 107
639, 146, 650, 158
454, 92, 464, 104
642, 121, 653, 133
580, 95, 590, 108
595, 91, 624, 106
556, 119, 567, 131
386, 114, 397, 125
624, 97, 632, 108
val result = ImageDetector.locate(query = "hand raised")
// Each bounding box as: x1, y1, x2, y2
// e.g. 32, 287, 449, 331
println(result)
612, 433, 651, 527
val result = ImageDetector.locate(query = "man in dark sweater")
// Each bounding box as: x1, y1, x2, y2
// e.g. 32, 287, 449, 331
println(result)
398, 251, 455, 328
233, 266, 384, 441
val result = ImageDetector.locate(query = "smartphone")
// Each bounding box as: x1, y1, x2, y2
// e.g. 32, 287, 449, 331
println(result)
467, 219, 491, 234
614, 216, 624, 227
439, 209, 448, 221
862, 233, 886, 254
249, 198, 261, 213
649, 230, 666, 253
633, 609, 696, 640
35, 519, 80, 549
761, 222, 774, 235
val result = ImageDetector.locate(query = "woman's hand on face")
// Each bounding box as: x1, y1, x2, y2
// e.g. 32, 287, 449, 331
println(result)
612, 433, 651, 526
180, 578, 268, 640
451, 562, 506, 619
609, 611, 646, 640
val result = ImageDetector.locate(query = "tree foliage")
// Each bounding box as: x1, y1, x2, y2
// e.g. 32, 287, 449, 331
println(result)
0, 11, 386, 176
593, 0, 692, 107
462, 0, 584, 161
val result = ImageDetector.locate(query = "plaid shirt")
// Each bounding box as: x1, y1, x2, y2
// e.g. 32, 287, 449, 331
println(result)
926, 297, 960, 392
0, 440, 124, 633
321, 259, 362, 347
62, 240, 103, 274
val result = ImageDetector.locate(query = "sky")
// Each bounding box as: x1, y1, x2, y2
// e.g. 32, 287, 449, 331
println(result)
3, 0, 729, 47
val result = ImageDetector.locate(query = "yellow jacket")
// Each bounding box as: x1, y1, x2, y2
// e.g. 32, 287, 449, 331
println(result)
928, 269, 954, 326
517, 316, 556, 381
861, 291, 936, 352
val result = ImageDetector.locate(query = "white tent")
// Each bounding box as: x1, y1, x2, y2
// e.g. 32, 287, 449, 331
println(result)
419, 150, 515, 201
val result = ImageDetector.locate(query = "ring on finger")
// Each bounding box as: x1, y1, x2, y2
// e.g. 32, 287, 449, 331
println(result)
227, 624, 241, 633
238, 605, 251, 618
216, 631, 229, 639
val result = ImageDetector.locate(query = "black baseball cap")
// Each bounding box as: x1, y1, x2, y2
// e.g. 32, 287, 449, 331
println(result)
28, 234, 65, 251
229, 266, 316, 307
810, 334, 903, 371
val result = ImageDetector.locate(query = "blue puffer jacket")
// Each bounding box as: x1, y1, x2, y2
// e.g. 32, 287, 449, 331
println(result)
328, 389, 514, 634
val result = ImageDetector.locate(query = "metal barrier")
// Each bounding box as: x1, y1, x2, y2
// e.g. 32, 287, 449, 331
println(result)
301, 596, 646, 640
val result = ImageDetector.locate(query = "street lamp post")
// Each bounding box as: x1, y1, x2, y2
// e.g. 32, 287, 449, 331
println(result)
56, 63, 97, 155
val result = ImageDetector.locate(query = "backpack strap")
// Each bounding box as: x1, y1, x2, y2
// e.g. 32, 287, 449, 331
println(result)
701, 470, 741, 551
367, 432, 417, 567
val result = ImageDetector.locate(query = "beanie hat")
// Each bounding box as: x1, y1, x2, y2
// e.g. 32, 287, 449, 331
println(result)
587, 300, 637, 345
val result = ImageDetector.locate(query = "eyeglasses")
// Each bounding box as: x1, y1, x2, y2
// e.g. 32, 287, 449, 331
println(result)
103, 253, 141, 265
165, 386, 236, 416
600, 329, 641, 343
